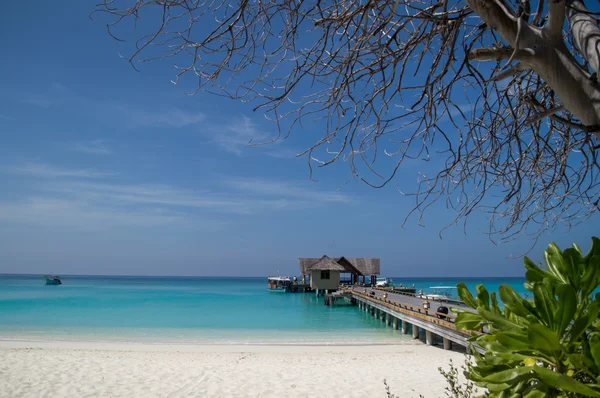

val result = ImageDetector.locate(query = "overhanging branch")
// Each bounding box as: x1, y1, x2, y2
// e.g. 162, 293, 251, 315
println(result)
567, 0, 600, 75
469, 46, 534, 61
546, 0, 566, 40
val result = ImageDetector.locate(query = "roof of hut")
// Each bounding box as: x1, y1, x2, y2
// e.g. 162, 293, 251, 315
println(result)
305, 255, 347, 272
298, 256, 380, 275
343, 257, 381, 275
336, 257, 363, 275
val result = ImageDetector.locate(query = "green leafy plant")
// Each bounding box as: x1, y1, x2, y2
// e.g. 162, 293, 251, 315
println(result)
454, 237, 600, 397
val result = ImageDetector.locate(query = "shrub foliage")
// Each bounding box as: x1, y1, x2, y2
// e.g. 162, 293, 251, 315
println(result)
455, 237, 600, 397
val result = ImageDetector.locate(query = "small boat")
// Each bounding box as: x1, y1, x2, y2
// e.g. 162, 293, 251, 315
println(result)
422, 286, 456, 300
376, 277, 392, 287
267, 276, 291, 291
44, 275, 62, 285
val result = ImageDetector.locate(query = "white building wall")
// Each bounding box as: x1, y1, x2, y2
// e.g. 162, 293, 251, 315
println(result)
310, 270, 340, 290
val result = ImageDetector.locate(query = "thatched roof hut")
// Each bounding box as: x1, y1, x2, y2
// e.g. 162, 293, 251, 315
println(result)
298, 256, 380, 276
341, 257, 380, 276
305, 255, 347, 272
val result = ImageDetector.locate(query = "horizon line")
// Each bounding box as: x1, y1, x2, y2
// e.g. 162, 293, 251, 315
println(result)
0, 273, 526, 279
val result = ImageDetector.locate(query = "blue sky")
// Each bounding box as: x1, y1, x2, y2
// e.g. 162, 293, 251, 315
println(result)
0, 1, 597, 277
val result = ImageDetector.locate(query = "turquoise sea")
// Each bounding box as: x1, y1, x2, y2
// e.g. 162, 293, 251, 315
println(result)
0, 275, 527, 345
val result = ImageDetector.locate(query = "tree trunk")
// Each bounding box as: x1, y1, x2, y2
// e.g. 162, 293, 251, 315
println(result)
468, 0, 600, 138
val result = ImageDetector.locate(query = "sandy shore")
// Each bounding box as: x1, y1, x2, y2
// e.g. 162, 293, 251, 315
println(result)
0, 341, 469, 397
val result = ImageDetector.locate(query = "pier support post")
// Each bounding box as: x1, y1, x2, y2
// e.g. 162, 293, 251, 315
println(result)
316, 289, 320, 298
393, 317, 399, 330
385, 313, 391, 326
364, 303, 368, 312
402, 321, 409, 334
412, 325, 419, 339
426, 330, 434, 346
443, 337, 452, 350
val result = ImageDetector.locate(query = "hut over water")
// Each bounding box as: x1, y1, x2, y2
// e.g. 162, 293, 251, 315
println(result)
298, 256, 380, 294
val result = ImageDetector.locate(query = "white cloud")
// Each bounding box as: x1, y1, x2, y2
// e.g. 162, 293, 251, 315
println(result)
42, 179, 348, 214
17, 83, 205, 130
118, 105, 205, 129
6, 163, 116, 179
0, 198, 185, 230
67, 140, 113, 155
0, 162, 355, 230
266, 147, 302, 159
21, 94, 54, 108
45, 181, 258, 215
207, 117, 272, 155
223, 177, 353, 204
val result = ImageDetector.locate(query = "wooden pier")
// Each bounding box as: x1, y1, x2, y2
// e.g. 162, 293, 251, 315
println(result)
325, 286, 483, 353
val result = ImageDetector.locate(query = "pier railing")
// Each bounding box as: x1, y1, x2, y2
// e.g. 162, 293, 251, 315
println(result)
350, 290, 473, 337
367, 286, 467, 307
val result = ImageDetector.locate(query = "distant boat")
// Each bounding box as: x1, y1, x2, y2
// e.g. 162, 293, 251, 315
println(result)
267, 276, 291, 291
44, 275, 62, 285
376, 277, 392, 287
422, 286, 456, 300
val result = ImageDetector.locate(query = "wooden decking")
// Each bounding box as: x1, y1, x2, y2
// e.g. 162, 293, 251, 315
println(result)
328, 286, 483, 353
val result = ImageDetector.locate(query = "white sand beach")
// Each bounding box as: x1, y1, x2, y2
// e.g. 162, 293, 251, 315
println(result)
0, 341, 469, 397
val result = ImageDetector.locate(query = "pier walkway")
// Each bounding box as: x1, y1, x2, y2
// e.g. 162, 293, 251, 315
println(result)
330, 286, 483, 353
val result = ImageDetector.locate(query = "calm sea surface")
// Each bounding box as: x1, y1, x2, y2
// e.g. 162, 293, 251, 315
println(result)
0, 275, 527, 345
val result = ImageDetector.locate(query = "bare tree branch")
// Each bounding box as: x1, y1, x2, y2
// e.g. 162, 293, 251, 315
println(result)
91, 0, 600, 246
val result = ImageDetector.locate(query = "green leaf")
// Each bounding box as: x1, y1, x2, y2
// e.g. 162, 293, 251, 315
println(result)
491, 292, 501, 314
583, 237, 600, 262
457, 282, 477, 308
545, 242, 569, 284
533, 365, 600, 397
563, 248, 583, 285
455, 312, 482, 330
481, 366, 533, 384
555, 284, 577, 335
581, 263, 599, 299
487, 382, 513, 392
571, 302, 600, 341
524, 257, 548, 282
523, 390, 547, 398
567, 353, 596, 370
590, 333, 600, 373
495, 332, 532, 351
528, 323, 560, 352
533, 282, 555, 327
476, 285, 490, 310
479, 308, 523, 333
499, 284, 531, 318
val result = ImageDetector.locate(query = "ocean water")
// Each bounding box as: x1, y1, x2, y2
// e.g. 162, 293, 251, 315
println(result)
0, 275, 527, 345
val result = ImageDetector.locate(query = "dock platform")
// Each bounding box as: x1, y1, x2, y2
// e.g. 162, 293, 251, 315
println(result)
285, 284, 313, 293
326, 286, 482, 353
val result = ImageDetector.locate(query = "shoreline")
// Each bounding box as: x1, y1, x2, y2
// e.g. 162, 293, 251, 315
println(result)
0, 328, 422, 347
0, 339, 440, 352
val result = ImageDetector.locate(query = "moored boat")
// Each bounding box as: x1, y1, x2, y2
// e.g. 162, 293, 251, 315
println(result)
44, 275, 62, 285
421, 286, 456, 300
375, 277, 392, 287
267, 276, 291, 291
